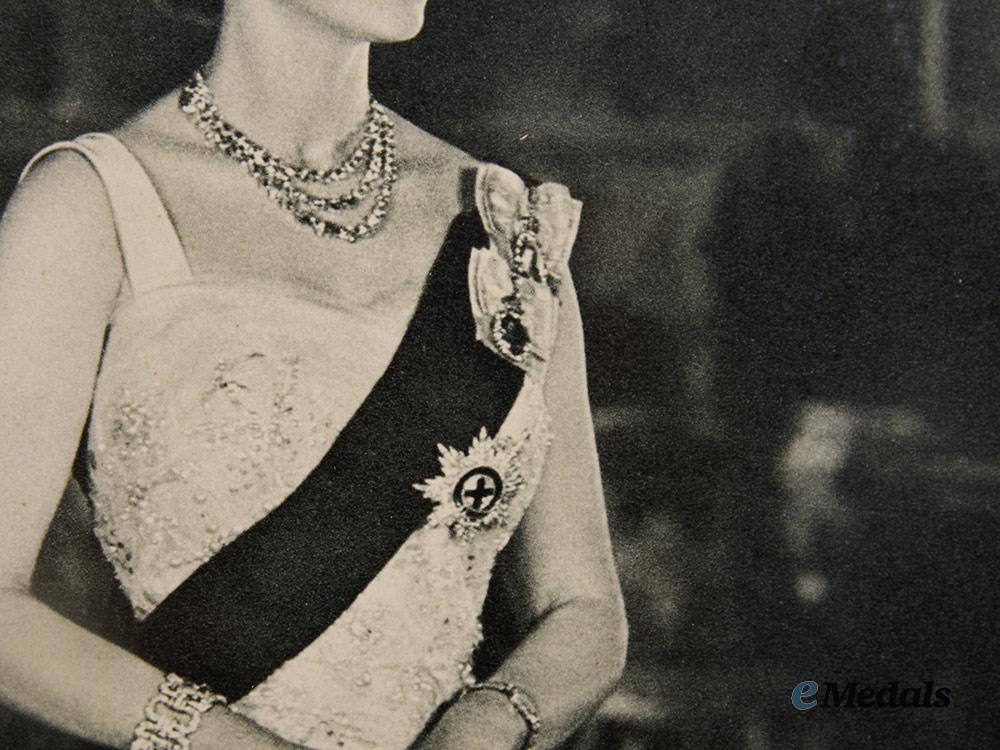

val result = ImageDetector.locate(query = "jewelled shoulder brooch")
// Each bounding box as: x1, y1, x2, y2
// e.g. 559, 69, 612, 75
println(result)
470, 165, 582, 377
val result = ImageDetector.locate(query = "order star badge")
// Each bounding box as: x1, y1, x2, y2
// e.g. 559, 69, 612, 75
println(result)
414, 427, 525, 542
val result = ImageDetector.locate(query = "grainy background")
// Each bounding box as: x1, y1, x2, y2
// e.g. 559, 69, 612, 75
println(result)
1, 1, 1000, 748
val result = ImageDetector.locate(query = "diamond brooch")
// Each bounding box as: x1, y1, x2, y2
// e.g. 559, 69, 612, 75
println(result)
414, 428, 525, 542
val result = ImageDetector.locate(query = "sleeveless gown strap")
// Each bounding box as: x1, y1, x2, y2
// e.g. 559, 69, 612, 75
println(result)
19, 132, 192, 296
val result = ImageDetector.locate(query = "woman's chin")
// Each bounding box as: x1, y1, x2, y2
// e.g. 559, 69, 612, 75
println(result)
369, 8, 427, 43
308, 1, 428, 44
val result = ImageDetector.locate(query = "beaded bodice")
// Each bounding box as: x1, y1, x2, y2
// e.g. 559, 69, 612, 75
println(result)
22, 134, 581, 750
87, 282, 411, 617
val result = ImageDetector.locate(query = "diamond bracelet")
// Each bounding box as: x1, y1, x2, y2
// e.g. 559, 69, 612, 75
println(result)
130, 673, 226, 750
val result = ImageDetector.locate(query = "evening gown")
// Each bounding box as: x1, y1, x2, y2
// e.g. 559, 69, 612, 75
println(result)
11, 133, 582, 749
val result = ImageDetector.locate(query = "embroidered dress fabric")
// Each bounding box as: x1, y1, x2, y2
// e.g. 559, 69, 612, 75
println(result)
19, 135, 582, 750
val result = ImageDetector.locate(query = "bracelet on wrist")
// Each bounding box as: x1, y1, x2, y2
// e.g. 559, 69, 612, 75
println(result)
130, 673, 226, 750
462, 680, 541, 750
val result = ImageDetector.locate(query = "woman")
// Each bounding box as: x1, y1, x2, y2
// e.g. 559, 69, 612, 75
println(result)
0, 2, 627, 749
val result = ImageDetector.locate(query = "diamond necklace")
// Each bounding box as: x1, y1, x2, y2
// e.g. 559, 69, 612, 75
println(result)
179, 71, 398, 243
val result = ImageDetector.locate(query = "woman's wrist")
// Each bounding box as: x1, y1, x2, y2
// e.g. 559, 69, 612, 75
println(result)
129, 673, 225, 750
126, 673, 295, 750
461, 681, 540, 749
196, 709, 297, 750
193, 705, 298, 750
418, 685, 532, 750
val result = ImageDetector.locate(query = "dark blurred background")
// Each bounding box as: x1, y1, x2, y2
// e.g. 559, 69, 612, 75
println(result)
2, 1, 1000, 748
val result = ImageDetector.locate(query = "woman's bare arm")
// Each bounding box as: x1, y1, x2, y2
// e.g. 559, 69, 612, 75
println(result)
0, 152, 297, 750
414, 277, 628, 750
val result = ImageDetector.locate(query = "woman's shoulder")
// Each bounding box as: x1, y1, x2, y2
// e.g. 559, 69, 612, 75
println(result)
390, 110, 578, 196
14, 136, 113, 209
391, 111, 580, 243
14, 86, 196, 216
409, 134, 584, 379
6, 136, 121, 268
8, 94, 197, 306
390, 110, 481, 176
1, 139, 124, 318
391, 111, 564, 197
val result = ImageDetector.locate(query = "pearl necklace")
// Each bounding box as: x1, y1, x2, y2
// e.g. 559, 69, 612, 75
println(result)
179, 71, 398, 243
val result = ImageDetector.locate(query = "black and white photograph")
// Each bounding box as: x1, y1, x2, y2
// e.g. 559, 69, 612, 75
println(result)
0, 1, 997, 749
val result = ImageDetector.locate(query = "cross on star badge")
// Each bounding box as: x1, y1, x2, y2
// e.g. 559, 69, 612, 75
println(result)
414, 428, 525, 542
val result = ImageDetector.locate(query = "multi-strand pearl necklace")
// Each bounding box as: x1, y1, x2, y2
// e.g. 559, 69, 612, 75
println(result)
179, 71, 398, 243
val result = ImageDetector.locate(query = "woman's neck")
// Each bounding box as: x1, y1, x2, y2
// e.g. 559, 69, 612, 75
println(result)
203, 2, 372, 167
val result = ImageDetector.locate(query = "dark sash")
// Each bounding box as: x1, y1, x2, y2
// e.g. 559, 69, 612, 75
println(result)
121, 211, 524, 699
